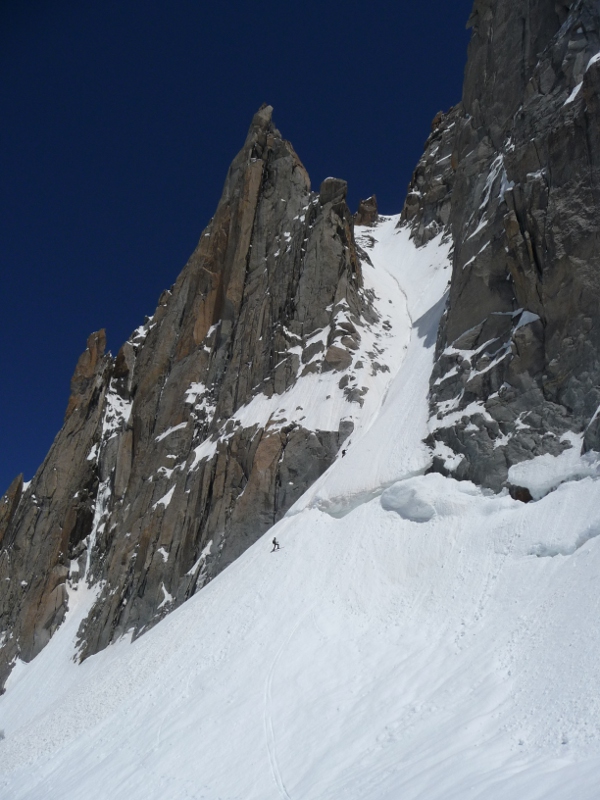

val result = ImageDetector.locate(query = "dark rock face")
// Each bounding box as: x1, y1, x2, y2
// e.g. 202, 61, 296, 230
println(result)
401, 106, 461, 245
424, 0, 600, 490
0, 475, 23, 546
354, 195, 379, 226
0, 105, 374, 686
0, 331, 111, 688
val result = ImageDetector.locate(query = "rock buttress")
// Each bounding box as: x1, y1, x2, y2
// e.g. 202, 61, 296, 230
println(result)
0, 331, 111, 690
423, 0, 600, 490
0, 105, 376, 683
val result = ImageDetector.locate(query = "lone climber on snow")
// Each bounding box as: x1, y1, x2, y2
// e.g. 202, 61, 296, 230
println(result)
272, 537, 280, 551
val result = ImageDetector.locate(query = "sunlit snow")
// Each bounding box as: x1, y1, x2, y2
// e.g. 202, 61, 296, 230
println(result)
1, 218, 600, 799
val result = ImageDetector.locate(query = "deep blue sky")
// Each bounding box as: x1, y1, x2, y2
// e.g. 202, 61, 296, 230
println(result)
1, 0, 473, 491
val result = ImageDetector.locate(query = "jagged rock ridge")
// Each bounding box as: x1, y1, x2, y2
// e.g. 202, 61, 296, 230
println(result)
0, 105, 387, 687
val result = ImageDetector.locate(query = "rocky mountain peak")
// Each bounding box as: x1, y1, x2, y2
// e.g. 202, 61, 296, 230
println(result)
0, 106, 387, 689
354, 195, 378, 226
65, 329, 108, 418
400, 106, 460, 246
0, 474, 22, 549
243, 102, 277, 144
319, 177, 347, 205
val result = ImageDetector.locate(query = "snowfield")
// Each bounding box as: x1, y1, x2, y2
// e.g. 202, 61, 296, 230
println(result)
2, 217, 600, 799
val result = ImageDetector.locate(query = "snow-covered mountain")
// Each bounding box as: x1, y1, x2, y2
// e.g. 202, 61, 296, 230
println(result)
3, 1, 600, 796
2, 217, 600, 799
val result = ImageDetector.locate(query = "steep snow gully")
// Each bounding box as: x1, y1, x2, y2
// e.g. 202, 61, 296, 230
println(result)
3, 218, 600, 799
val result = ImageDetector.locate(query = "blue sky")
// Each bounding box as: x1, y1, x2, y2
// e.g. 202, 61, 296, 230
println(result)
0, 0, 473, 491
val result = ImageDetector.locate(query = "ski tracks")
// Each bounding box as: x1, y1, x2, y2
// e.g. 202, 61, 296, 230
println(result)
263, 612, 311, 800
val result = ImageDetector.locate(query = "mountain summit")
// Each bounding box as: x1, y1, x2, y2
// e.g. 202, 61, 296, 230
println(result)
0, 104, 395, 687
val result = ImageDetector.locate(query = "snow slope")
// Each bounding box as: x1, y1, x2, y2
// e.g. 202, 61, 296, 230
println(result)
2, 219, 600, 799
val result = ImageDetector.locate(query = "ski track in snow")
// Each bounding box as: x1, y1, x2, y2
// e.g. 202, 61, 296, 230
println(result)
263, 612, 310, 800
3, 218, 600, 799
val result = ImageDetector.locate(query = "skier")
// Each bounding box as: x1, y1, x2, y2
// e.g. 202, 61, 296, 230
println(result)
341, 449, 347, 457
272, 537, 280, 551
